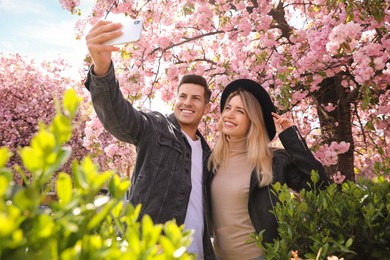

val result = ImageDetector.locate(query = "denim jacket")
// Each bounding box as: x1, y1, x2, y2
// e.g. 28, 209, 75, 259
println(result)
85, 64, 216, 259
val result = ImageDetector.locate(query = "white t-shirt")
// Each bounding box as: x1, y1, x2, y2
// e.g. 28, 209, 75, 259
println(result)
183, 132, 204, 260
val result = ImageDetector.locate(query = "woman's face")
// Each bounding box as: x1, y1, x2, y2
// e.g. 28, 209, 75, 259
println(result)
221, 94, 251, 140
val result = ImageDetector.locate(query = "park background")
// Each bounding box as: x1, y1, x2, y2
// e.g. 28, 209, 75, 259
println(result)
2, 0, 388, 182
0, 0, 389, 259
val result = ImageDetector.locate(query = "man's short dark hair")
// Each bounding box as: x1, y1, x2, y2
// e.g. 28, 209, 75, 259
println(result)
178, 74, 212, 103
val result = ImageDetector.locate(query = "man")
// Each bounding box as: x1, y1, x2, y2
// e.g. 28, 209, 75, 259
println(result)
84, 20, 215, 259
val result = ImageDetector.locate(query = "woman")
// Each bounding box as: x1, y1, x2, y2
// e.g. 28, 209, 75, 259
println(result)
208, 79, 329, 260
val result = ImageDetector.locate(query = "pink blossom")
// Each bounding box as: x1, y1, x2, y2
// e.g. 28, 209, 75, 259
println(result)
322, 103, 336, 112
291, 91, 308, 105
157, 37, 171, 49
238, 18, 252, 36
167, 65, 179, 80
11, 0, 388, 182
326, 22, 361, 55
59, 0, 80, 12
195, 65, 205, 75
196, 4, 214, 30
0, 54, 88, 182
315, 141, 351, 167
323, 151, 338, 166
104, 144, 120, 157
329, 141, 350, 154
332, 171, 346, 184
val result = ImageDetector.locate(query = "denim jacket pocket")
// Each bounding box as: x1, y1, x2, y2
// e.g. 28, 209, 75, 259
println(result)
140, 134, 185, 220
151, 134, 183, 165
130, 134, 182, 206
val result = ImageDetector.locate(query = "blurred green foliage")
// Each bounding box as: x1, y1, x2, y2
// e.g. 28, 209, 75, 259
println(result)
253, 171, 390, 259
0, 89, 194, 260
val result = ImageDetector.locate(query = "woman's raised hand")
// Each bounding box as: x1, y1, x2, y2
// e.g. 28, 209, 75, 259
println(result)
272, 112, 294, 133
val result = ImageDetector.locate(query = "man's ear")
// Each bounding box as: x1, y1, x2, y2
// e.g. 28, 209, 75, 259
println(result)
203, 103, 211, 115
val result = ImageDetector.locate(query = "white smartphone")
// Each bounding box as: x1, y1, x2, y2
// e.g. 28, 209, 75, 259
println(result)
104, 15, 143, 45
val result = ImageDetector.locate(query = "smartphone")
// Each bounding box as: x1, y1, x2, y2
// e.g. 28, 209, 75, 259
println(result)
104, 15, 143, 45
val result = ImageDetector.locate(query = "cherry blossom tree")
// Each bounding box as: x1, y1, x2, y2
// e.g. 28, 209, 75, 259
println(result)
0, 54, 84, 183
0, 53, 136, 183
60, 0, 389, 182
77, 93, 137, 179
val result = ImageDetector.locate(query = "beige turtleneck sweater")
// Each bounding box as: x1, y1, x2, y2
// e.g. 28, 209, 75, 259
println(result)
211, 137, 264, 260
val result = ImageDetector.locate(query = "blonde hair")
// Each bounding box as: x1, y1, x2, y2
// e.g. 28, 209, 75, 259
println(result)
208, 90, 274, 187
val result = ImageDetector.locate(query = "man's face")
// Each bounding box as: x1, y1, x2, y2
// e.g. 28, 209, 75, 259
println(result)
174, 83, 210, 131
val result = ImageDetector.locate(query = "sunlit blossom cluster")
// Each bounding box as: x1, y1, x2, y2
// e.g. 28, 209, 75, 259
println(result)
55, 0, 390, 182
0, 54, 88, 183
59, 0, 80, 12
326, 22, 361, 55
315, 141, 351, 167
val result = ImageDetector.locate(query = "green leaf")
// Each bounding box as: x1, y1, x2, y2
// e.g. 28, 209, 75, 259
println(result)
72, 160, 88, 190
273, 182, 281, 192
279, 192, 286, 203
50, 114, 73, 145
91, 171, 113, 193
56, 172, 73, 206
87, 200, 116, 230
0, 175, 9, 198
0, 210, 19, 237
298, 202, 308, 212
345, 237, 353, 248
72, 157, 99, 191
63, 88, 81, 118
108, 174, 131, 199
142, 215, 163, 249
159, 236, 175, 256
365, 121, 375, 131
19, 146, 44, 174
39, 147, 72, 187
0, 147, 12, 168
31, 127, 56, 154
32, 214, 55, 239
111, 201, 124, 218
13, 187, 40, 212
310, 170, 319, 184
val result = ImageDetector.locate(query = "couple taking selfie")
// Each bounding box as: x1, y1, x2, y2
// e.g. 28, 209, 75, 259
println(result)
84, 19, 329, 260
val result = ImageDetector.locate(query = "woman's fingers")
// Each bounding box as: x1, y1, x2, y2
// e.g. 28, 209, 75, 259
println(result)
272, 112, 294, 132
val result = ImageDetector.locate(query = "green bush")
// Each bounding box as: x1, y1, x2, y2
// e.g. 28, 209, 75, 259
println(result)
0, 89, 194, 260
257, 172, 390, 260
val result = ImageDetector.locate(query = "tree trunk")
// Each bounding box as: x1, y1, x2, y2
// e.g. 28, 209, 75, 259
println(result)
314, 74, 355, 181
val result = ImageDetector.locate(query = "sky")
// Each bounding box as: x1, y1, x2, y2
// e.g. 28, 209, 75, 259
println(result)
0, 0, 172, 113
0, 0, 94, 75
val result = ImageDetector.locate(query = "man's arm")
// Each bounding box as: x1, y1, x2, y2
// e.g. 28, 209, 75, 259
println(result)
84, 20, 158, 145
